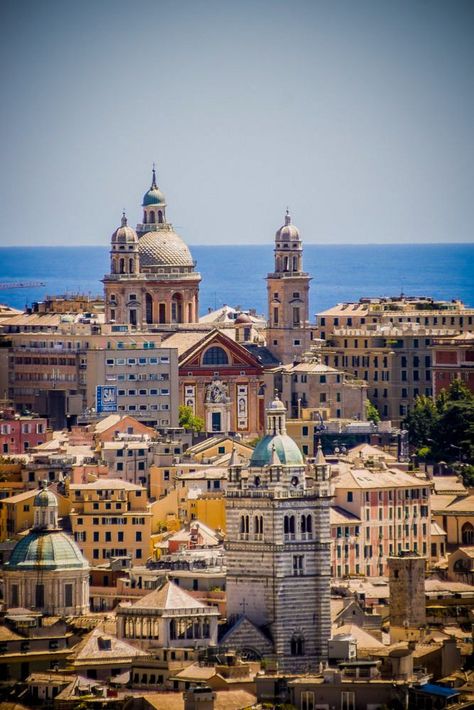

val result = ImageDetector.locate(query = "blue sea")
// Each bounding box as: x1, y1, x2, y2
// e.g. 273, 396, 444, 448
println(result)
0, 244, 473, 315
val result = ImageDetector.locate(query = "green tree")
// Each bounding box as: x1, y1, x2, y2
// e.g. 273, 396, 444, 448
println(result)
404, 379, 474, 470
366, 400, 381, 424
178, 405, 204, 433
404, 394, 438, 453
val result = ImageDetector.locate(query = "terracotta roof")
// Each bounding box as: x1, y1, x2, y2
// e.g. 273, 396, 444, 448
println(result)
173, 663, 216, 681
1, 488, 38, 504
432, 476, 467, 493
330, 506, 361, 524
70, 478, 144, 491
161, 331, 209, 356
430, 521, 447, 537
431, 494, 459, 512
334, 465, 427, 490
93, 414, 122, 433
331, 623, 386, 650
71, 627, 147, 663
346, 443, 397, 462
441, 494, 474, 513
455, 546, 474, 559
129, 580, 217, 612
425, 579, 474, 594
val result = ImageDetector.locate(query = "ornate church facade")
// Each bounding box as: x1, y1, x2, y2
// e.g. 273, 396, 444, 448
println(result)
223, 397, 332, 671
103, 169, 201, 329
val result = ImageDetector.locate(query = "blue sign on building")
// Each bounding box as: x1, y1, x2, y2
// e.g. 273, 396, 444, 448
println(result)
96, 385, 118, 413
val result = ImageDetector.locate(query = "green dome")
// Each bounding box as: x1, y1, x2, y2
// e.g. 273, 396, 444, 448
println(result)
34, 488, 58, 508
250, 434, 304, 467
142, 187, 166, 207
6, 531, 88, 571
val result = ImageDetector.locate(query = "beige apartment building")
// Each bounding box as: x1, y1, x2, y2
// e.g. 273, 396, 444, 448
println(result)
69, 479, 152, 566
1, 317, 178, 429
317, 296, 474, 336
266, 360, 367, 421
315, 296, 474, 423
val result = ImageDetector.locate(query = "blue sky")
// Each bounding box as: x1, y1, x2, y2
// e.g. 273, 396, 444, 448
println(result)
1, 0, 473, 246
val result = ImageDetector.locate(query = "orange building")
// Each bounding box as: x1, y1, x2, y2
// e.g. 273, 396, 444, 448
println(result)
69, 479, 151, 566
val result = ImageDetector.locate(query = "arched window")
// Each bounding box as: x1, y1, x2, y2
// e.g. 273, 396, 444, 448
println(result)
145, 294, 153, 324
158, 303, 166, 323
254, 515, 263, 536
169, 619, 176, 640
119, 258, 125, 274
158, 210, 163, 223
149, 210, 155, 223
202, 347, 228, 365
284, 515, 295, 535
293, 256, 298, 271
171, 293, 183, 323
306, 515, 312, 534
462, 522, 474, 545
129, 258, 134, 273
240, 515, 249, 535
291, 633, 305, 656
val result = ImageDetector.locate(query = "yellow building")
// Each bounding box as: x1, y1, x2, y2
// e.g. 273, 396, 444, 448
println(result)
432, 493, 474, 549
0, 487, 70, 542
189, 495, 226, 533
69, 479, 151, 566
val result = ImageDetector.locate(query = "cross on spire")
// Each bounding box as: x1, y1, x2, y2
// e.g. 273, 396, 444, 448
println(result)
151, 163, 157, 189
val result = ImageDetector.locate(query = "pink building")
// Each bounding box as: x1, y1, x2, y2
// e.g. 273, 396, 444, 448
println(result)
330, 464, 431, 578
0, 408, 48, 455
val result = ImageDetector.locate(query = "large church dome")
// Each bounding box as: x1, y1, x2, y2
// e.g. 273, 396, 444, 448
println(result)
138, 227, 195, 269
7, 530, 89, 571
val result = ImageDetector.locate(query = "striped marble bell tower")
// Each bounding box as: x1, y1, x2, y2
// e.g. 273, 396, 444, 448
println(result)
225, 396, 332, 672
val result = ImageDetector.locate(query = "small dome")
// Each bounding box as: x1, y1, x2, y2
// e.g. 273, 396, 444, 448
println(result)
142, 167, 166, 207
6, 531, 89, 571
139, 228, 195, 269
268, 395, 286, 412
112, 214, 138, 244
235, 313, 252, 324
250, 434, 304, 467
143, 186, 166, 207
34, 487, 58, 508
276, 210, 300, 242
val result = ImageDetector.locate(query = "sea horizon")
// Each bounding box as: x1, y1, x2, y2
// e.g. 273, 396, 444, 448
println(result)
1, 243, 473, 315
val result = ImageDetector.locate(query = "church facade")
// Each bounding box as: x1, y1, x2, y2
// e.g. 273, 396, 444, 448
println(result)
223, 397, 332, 671
103, 169, 201, 329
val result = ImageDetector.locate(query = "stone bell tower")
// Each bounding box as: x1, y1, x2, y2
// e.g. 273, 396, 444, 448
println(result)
224, 396, 332, 671
266, 210, 312, 364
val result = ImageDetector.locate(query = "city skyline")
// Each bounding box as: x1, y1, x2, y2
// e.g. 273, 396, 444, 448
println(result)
1, 0, 473, 246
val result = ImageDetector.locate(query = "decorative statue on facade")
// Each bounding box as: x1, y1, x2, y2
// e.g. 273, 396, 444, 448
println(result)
205, 380, 230, 404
